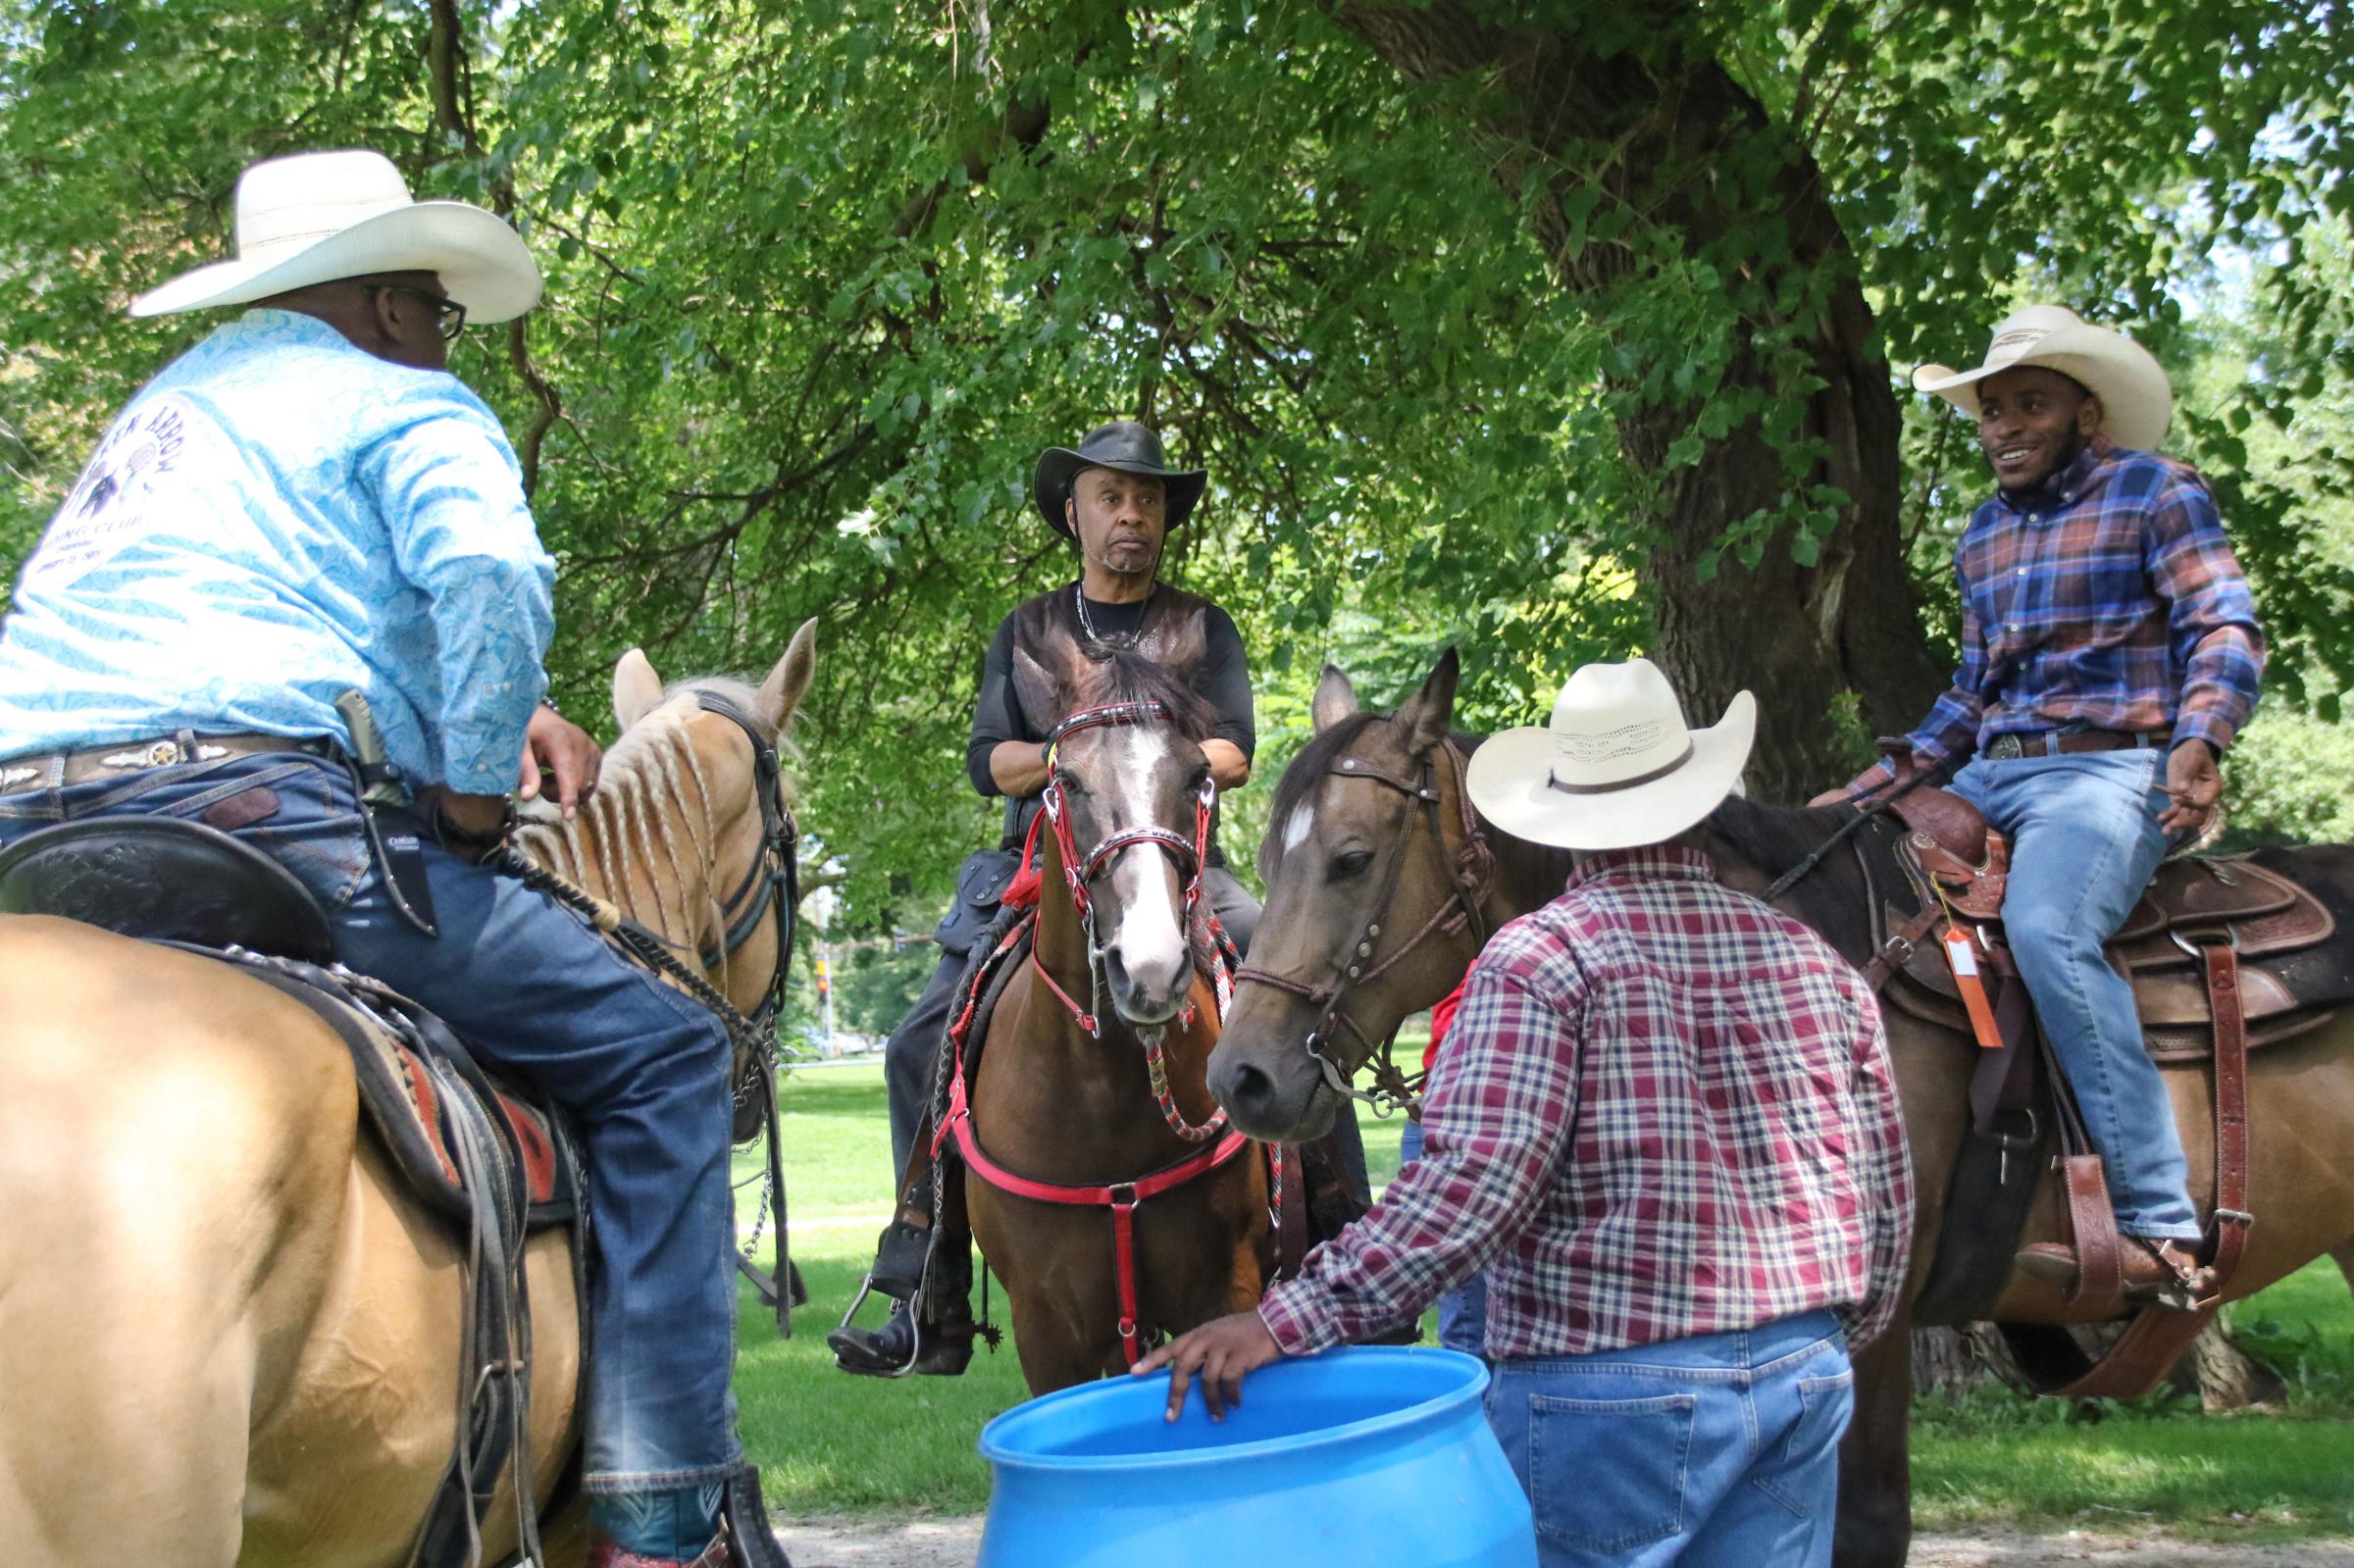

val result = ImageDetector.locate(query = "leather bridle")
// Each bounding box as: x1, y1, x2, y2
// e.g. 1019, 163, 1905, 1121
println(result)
689, 687, 800, 1036
1233, 734, 1494, 1116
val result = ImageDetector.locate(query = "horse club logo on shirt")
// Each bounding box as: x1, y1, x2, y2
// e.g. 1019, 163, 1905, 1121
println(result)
24, 394, 201, 590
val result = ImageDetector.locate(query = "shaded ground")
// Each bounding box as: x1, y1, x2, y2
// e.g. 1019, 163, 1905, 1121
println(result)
767, 1517, 2354, 1567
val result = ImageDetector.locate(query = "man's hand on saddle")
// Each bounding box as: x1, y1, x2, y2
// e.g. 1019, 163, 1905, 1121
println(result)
2161, 738, 2222, 837
1132, 1308, 1284, 1422
521, 704, 602, 820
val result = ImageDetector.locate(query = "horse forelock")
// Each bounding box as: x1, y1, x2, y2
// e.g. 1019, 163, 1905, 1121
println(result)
1260, 711, 1484, 885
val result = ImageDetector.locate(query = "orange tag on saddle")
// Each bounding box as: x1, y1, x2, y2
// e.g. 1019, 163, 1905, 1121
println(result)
1943, 927, 2003, 1050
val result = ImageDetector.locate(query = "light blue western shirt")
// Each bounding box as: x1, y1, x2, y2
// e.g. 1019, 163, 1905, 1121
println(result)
0, 309, 553, 794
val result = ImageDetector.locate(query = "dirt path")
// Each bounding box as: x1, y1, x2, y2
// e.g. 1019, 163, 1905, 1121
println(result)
772, 1517, 2354, 1567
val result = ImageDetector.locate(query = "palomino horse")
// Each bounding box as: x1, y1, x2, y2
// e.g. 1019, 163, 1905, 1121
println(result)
1207, 651, 2354, 1568
0, 622, 814, 1568
957, 650, 1272, 1392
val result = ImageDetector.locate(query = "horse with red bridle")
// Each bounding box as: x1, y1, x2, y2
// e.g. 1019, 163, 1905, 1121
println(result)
939, 650, 1276, 1392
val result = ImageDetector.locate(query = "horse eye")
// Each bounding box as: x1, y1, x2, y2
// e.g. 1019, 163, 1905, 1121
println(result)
1328, 848, 1376, 881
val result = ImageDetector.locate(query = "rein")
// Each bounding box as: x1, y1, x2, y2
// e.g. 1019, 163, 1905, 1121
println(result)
1233, 736, 1493, 1119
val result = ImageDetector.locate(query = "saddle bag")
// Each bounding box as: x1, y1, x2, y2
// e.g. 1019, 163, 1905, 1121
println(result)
932, 848, 1022, 957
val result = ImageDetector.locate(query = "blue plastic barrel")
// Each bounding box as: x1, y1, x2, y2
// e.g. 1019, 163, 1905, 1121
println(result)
976, 1347, 1536, 1567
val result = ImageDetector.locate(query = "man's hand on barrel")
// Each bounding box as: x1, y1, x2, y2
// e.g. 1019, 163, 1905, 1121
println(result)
1133, 1310, 1283, 1422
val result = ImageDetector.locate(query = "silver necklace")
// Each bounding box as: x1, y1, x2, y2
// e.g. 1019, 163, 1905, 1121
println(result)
1074, 582, 1154, 646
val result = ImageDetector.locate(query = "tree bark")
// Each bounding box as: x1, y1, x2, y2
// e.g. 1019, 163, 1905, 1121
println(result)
1330, 2, 1948, 797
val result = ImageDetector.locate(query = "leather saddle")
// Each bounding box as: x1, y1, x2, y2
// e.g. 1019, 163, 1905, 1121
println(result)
0, 816, 578, 1221
1875, 787, 2346, 1056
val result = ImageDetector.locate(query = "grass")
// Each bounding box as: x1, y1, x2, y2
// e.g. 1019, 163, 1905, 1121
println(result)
736, 1058, 2354, 1539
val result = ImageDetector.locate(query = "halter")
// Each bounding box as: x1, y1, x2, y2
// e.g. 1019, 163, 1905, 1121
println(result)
1232, 734, 1493, 1118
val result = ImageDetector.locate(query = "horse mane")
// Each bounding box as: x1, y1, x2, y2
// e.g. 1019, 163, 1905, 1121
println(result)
1071, 648, 1219, 742
512, 677, 782, 968
1701, 792, 1883, 964
1701, 793, 1858, 883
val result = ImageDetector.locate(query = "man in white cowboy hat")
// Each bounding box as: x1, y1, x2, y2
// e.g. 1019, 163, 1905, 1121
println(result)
0, 150, 773, 1568
1143, 659, 1915, 1568
1817, 304, 2266, 1306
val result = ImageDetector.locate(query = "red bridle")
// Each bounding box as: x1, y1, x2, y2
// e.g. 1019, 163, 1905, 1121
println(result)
1040, 700, 1218, 927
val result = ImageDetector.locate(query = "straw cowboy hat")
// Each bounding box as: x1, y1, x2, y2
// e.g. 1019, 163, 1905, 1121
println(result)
1913, 305, 2172, 451
130, 149, 541, 323
1033, 421, 1208, 538
1466, 658, 1756, 852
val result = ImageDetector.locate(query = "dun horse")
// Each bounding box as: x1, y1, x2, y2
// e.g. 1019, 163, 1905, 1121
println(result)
1207, 651, 2354, 1568
0, 624, 813, 1568
957, 652, 1272, 1392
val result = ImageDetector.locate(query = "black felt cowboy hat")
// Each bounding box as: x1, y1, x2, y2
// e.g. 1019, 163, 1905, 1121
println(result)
1032, 421, 1209, 539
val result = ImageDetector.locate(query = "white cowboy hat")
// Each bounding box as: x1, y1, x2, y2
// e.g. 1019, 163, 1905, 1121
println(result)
129, 149, 541, 324
1466, 658, 1756, 852
1913, 304, 2172, 451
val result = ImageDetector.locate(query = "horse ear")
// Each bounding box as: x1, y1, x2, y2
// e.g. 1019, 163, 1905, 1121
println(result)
759, 618, 819, 730
613, 648, 665, 732
1310, 666, 1360, 733
1393, 647, 1460, 755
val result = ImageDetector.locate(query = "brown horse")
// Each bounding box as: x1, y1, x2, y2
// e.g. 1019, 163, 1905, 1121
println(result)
1206, 651, 2354, 1568
959, 651, 1272, 1392
0, 624, 813, 1568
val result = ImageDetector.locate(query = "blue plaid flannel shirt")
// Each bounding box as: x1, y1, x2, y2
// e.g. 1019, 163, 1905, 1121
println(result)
1905, 440, 2265, 769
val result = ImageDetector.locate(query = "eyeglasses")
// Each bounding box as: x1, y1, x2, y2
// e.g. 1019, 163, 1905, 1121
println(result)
362, 283, 467, 342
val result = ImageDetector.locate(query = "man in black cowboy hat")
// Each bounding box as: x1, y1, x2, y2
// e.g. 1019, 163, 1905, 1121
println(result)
830, 420, 1268, 1376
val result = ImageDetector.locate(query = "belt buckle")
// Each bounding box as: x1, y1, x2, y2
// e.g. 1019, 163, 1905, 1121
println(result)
144, 739, 183, 768
1986, 734, 2023, 761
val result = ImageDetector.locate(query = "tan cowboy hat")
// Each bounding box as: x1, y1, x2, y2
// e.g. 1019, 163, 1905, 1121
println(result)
130, 149, 541, 323
1913, 305, 2171, 450
1466, 658, 1756, 851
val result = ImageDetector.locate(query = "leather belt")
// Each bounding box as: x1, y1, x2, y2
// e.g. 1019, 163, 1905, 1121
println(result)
1982, 728, 2162, 761
0, 732, 336, 795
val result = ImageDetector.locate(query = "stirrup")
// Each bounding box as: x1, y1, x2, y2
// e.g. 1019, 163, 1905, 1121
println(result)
829, 1275, 924, 1379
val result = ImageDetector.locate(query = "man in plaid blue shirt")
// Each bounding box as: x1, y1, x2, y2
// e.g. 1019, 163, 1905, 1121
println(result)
1822, 305, 2266, 1304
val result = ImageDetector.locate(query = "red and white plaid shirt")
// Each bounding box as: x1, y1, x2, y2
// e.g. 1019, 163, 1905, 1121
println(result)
1258, 844, 1915, 1360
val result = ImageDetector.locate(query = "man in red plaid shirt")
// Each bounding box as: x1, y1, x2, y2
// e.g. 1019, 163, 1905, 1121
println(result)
1144, 658, 1914, 1568
1818, 306, 2265, 1306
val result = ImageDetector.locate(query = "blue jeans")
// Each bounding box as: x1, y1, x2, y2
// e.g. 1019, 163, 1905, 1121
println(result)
0, 753, 743, 1492
1486, 1312, 1852, 1568
1398, 1116, 1489, 1358
1948, 746, 2201, 1240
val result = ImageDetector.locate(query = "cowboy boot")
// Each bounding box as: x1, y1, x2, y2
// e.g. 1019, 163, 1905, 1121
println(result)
2015, 1236, 2209, 1312
829, 1175, 978, 1377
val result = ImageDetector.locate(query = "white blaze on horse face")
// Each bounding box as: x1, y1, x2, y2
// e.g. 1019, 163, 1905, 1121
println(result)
1283, 801, 1316, 855
1101, 726, 1191, 1010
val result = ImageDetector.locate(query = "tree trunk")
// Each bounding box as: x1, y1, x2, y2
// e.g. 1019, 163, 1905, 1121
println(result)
1330, 2, 1948, 797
